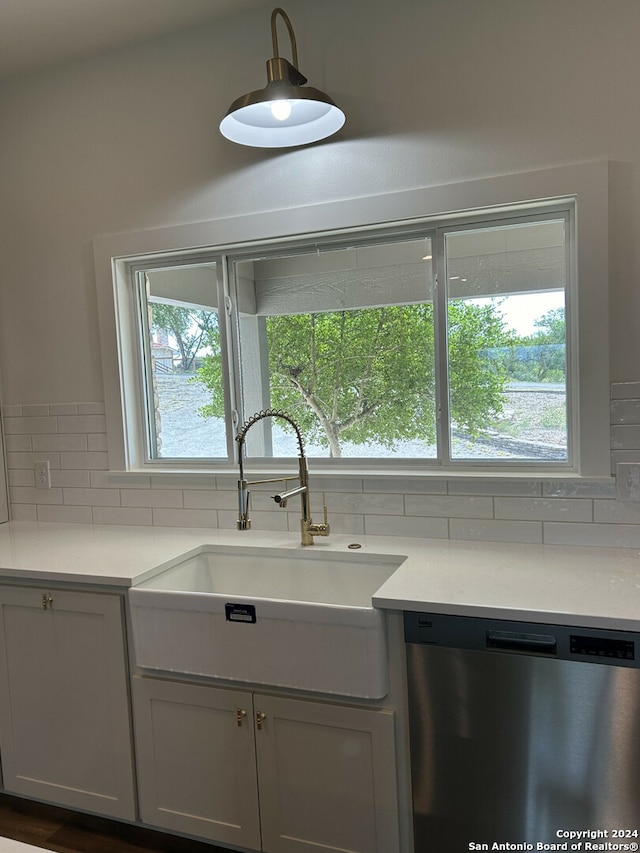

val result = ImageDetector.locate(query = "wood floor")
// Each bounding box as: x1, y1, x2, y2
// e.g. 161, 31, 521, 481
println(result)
0, 795, 232, 853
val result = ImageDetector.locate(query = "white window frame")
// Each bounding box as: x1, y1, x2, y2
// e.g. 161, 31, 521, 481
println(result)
94, 162, 609, 479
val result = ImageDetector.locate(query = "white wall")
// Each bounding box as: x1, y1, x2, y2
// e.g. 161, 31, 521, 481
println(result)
0, 0, 639, 404
2, 0, 640, 540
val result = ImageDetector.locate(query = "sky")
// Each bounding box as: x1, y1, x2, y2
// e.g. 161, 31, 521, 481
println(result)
473, 291, 565, 337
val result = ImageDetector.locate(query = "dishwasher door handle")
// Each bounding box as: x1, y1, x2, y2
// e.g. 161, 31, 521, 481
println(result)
486, 630, 557, 655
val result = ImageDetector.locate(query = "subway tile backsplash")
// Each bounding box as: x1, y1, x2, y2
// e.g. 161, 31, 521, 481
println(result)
2, 384, 640, 548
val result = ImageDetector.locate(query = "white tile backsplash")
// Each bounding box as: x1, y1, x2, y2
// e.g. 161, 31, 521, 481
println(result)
321, 512, 365, 536
152, 507, 219, 528
50, 470, 91, 488
10, 486, 63, 505
32, 434, 87, 452
494, 497, 593, 523
611, 381, 640, 400
447, 479, 542, 496
121, 489, 184, 509
543, 522, 640, 548
363, 477, 448, 495
328, 492, 405, 515
77, 403, 105, 415
91, 471, 151, 489
21, 404, 50, 417
405, 494, 493, 519
87, 434, 108, 451
60, 451, 109, 470
364, 514, 449, 539
542, 479, 617, 498
63, 487, 120, 507
610, 398, 640, 424
8, 469, 36, 487
57, 414, 107, 433
37, 504, 93, 524
92, 506, 153, 526
4, 435, 31, 452
593, 499, 640, 524
611, 424, 640, 450
183, 489, 231, 510
50, 403, 78, 415
4, 416, 57, 434
10, 504, 37, 521
3, 387, 640, 547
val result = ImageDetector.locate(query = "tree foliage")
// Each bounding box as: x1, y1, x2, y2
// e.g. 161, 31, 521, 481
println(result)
151, 304, 217, 372
447, 300, 509, 435
194, 301, 510, 457
502, 307, 566, 383
266, 306, 436, 457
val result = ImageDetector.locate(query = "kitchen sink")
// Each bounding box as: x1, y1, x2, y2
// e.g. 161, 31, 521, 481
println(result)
128, 545, 405, 698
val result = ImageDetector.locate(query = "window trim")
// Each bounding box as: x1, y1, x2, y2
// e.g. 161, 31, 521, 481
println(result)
94, 161, 609, 478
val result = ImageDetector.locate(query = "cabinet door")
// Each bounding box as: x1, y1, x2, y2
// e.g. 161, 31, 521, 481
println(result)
132, 677, 261, 850
0, 586, 135, 819
255, 694, 400, 853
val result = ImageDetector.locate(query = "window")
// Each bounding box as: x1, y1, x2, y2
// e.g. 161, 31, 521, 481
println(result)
127, 209, 572, 469
442, 217, 569, 464
95, 163, 609, 477
136, 262, 224, 459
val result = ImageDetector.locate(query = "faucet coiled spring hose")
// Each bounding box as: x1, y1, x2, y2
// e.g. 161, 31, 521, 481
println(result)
235, 409, 306, 459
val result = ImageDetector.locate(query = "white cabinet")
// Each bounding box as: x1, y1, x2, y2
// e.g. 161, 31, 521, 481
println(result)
132, 676, 400, 853
0, 585, 136, 820
256, 693, 400, 853
133, 678, 261, 849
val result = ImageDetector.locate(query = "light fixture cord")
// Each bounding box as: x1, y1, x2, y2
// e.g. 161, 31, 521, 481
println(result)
271, 8, 298, 67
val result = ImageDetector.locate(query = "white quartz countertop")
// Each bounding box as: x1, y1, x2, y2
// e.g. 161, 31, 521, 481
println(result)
0, 521, 639, 630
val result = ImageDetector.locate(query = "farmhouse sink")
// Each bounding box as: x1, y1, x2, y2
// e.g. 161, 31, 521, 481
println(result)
128, 545, 405, 698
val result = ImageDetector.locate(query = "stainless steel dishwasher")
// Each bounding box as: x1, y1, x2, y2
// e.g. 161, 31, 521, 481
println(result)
404, 612, 640, 851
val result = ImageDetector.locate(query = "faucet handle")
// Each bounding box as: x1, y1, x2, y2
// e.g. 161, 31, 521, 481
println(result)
305, 505, 330, 539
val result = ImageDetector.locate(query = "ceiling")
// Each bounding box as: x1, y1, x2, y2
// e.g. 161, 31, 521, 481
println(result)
0, 0, 266, 80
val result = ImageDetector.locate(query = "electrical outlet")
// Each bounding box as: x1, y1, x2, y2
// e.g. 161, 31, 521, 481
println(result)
34, 460, 51, 489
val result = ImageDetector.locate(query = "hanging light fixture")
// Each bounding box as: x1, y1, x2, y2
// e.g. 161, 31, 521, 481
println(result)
219, 7, 345, 148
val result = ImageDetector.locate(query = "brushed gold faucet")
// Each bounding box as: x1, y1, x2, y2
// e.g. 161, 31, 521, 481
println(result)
235, 408, 330, 546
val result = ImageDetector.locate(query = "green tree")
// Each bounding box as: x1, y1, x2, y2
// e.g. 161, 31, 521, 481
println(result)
194, 301, 509, 457
532, 307, 565, 344
151, 304, 217, 372
504, 307, 566, 383
447, 300, 509, 436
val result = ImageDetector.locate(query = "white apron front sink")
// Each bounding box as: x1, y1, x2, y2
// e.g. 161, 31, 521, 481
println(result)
128, 545, 405, 699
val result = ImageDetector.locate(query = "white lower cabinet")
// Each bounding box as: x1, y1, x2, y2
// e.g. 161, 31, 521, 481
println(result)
132, 676, 400, 853
0, 585, 136, 819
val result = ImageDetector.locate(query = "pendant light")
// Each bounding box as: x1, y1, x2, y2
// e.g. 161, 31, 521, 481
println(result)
219, 7, 345, 148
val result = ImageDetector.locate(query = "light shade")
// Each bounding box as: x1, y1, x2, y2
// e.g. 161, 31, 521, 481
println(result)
219, 9, 345, 149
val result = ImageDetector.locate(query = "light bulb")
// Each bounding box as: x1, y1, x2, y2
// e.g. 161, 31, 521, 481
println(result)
271, 100, 292, 121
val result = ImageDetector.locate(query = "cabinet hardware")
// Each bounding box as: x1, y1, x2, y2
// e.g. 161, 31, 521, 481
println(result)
256, 711, 267, 730
41, 594, 53, 610
236, 708, 247, 727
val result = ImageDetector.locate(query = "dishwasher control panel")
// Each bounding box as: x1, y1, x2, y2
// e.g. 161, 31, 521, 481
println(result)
404, 611, 639, 668
570, 633, 634, 661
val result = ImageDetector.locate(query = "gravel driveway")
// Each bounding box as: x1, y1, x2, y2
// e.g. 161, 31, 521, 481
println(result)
155, 375, 567, 461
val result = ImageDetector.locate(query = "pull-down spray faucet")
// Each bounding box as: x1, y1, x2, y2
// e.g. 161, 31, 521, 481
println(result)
235, 409, 330, 546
